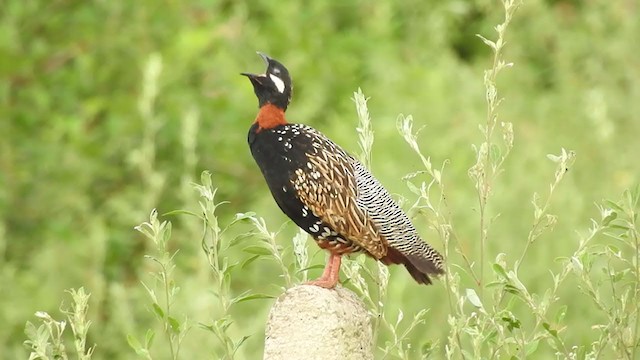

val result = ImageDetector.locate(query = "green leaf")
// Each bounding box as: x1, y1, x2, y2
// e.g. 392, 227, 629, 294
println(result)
485, 281, 504, 288
492, 263, 508, 280
201, 171, 212, 186
216, 317, 233, 332
501, 314, 521, 332
234, 212, 257, 222
611, 270, 625, 282
242, 245, 272, 256
604, 200, 625, 213
405, 180, 421, 196
525, 339, 540, 356
24, 321, 37, 339
507, 270, 526, 291
609, 224, 631, 231
476, 34, 497, 50
602, 211, 617, 226
225, 261, 240, 274
546, 153, 561, 163
162, 221, 172, 243
199, 323, 214, 333
152, 303, 165, 319
233, 335, 251, 354
229, 233, 255, 248
144, 329, 155, 347
571, 256, 583, 272
298, 264, 325, 272
465, 288, 483, 309
461, 350, 474, 359
555, 305, 567, 324
606, 244, 620, 254
489, 143, 502, 162
162, 209, 201, 218
127, 334, 143, 353
233, 293, 275, 304
241, 254, 261, 269
484, 329, 498, 343
504, 284, 521, 295
168, 316, 180, 333
542, 322, 558, 338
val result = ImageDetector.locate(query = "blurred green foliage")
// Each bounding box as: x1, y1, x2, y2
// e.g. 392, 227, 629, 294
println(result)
1, 0, 639, 358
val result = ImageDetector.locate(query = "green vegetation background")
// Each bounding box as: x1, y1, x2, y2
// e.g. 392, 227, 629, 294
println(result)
2, 0, 638, 358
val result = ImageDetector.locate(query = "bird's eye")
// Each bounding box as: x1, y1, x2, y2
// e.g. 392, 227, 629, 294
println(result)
272, 67, 281, 75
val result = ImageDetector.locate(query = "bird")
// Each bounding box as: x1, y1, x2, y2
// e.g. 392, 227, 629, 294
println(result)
242, 52, 444, 288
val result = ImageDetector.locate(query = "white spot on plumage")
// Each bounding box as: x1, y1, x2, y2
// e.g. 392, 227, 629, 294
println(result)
269, 74, 286, 93
322, 227, 332, 237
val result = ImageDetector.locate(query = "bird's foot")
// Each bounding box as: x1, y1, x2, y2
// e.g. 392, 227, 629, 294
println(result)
304, 253, 342, 289
304, 277, 338, 289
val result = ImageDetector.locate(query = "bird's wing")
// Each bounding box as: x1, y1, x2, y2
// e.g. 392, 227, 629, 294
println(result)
290, 129, 387, 258
350, 160, 445, 275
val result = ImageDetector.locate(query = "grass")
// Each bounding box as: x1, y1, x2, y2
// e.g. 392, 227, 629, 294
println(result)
4, 0, 640, 358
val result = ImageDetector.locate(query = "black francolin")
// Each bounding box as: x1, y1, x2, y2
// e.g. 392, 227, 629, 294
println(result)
242, 52, 444, 289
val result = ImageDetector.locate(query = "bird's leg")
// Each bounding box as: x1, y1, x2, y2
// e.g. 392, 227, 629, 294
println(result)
306, 253, 342, 289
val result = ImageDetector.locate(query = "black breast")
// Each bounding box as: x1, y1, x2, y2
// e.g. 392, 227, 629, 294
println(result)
248, 123, 352, 249
248, 123, 312, 201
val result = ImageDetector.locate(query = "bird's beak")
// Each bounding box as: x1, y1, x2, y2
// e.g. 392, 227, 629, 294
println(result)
240, 72, 257, 79
256, 51, 271, 65
241, 52, 271, 83
240, 72, 261, 81
240, 72, 265, 88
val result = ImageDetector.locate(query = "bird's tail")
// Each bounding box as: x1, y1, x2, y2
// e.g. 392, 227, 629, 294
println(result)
380, 241, 444, 285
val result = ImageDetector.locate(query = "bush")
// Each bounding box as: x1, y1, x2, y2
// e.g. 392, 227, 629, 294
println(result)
5, 0, 639, 358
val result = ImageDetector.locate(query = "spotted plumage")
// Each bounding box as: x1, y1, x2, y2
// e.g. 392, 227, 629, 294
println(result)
243, 53, 444, 288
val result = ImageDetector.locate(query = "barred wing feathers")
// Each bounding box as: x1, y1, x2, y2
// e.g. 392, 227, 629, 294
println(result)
291, 127, 386, 258
291, 125, 444, 284
351, 160, 444, 284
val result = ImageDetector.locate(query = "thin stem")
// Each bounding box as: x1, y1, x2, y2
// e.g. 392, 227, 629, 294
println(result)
475, 0, 520, 297
516, 193, 553, 271
162, 265, 176, 359
630, 204, 639, 360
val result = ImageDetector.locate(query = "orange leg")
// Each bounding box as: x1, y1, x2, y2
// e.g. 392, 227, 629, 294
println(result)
306, 253, 342, 289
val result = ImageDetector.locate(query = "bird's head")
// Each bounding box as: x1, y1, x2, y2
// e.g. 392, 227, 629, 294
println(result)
241, 52, 292, 111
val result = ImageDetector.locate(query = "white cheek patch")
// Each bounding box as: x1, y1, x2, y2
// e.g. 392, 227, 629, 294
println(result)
269, 73, 286, 93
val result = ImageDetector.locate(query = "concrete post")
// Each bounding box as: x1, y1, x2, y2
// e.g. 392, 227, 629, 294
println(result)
263, 285, 373, 360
